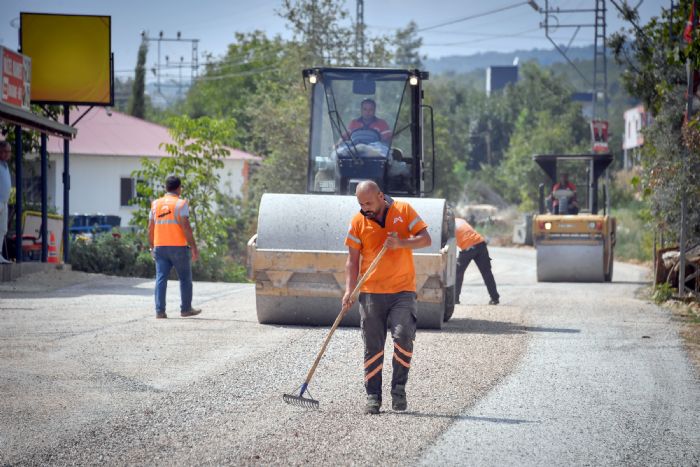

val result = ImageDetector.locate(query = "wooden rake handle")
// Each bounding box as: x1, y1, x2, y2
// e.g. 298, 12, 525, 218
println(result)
302, 244, 389, 386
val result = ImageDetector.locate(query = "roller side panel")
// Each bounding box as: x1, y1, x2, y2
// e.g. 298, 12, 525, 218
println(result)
257, 295, 443, 329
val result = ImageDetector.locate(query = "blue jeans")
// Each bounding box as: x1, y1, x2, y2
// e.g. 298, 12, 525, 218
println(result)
154, 246, 193, 314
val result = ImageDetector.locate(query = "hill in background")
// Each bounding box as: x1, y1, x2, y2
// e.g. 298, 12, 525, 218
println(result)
425, 45, 596, 74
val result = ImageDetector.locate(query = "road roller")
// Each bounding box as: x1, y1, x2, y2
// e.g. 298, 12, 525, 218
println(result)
532, 153, 616, 282
247, 67, 456, 329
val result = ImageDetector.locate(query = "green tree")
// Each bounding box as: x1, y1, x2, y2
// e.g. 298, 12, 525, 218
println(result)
278, 0, 392, 66
128, 40, 148, 119
247, 80, 309, 198
499, 107, 589, 209
130, 116, 239, 260
609, 2, 700, 244
496, 64, 590, 208
181, 33, 291, 128
394, 21, 424, 68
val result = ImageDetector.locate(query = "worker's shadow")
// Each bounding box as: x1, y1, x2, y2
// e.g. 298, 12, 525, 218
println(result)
396, 411, 538, 425
436, 318, 580, 335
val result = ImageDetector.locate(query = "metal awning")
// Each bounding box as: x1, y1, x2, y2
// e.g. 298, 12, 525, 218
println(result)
0, 101, 76, 139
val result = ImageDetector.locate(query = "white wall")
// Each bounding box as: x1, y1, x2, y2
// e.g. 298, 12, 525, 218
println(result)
623, 106, 645, 150
50, 154, 248, 226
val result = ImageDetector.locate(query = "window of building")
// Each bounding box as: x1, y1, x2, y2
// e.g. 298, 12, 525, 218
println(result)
120, 177, 136, 206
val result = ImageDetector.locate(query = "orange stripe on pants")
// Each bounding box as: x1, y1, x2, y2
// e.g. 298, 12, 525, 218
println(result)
394, 342, 413, 358
393, 354, 411, 368
364, 364, 383, 381
364, 350, 384, 368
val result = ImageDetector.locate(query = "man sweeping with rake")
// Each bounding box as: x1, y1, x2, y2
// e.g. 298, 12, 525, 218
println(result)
343, 181, 432, 414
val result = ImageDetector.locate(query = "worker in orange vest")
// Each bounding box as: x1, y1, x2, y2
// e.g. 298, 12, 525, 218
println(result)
148, 175, 201, 319
455, 218, 500, 306
343, 180, 432, 414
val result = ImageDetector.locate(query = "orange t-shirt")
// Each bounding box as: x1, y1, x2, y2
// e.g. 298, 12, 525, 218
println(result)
455, 218, 484, 250
345, 198, 428, 293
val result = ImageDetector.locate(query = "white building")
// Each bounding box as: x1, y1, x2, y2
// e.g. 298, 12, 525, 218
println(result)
30, 107, 259, 226
622, 104, 652, 169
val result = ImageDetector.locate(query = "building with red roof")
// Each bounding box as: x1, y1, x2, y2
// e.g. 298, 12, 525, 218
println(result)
24, 107, 259, 226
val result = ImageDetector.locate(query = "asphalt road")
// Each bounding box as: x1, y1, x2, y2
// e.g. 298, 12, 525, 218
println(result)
1, 247, 698, 465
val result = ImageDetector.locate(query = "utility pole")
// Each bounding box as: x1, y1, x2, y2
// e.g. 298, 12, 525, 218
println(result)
356, 0, 365, 66
680, 0, 698, 296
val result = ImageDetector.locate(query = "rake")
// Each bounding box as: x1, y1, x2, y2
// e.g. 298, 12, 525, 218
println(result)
283, 243, 389, 409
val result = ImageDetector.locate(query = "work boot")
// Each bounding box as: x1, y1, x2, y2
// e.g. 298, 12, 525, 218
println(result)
391, 385, 407, 411
489, 299, 499, 305
364, 394, 381, 415
156, 312, 168, 319
180, 308, 202, 317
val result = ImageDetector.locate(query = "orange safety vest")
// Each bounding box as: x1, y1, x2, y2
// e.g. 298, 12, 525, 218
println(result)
152, 194, 188, 247
455, 218, 484, 250
345, 199, 428, 294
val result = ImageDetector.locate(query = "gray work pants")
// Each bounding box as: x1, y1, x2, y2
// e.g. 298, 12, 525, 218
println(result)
359, 291, 417, 400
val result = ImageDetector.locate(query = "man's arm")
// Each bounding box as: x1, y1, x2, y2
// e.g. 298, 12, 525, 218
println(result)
148, 219, 155, 255
181, 217, 200, 262
377, 119, 393, 143
342, 246, 361, 310
384, 227, 431, 250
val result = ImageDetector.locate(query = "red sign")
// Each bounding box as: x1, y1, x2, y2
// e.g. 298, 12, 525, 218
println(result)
591, 120, 609, 153
1, 46, 31, 110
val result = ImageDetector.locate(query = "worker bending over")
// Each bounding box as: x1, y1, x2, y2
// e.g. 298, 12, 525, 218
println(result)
455, 218, 500, 306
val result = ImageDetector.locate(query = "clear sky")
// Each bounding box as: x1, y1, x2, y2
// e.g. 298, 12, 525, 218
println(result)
1, 0, 669, 82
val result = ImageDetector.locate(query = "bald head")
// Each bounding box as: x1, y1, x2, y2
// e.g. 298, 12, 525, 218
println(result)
355, 180, 385, 220
356, 180, 380, 196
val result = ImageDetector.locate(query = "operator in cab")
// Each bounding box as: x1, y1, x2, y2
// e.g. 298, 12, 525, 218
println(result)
550, 172, 579, 214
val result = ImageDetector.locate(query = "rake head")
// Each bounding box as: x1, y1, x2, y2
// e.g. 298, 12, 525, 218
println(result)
283, 383, 319, 409
283, 393, 320, 409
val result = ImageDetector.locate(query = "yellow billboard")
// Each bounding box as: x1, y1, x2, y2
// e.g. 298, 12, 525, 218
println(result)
20, 13, 112, 105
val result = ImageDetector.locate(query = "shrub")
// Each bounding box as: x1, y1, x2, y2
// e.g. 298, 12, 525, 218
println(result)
70, 231, 247, 282
653, 282, 674, 304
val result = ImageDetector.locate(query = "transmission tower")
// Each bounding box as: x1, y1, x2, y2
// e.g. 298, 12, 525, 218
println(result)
141, 30, 199, 96
356, 0, 365, 65
593, 0, 608, 121
530, 0, 609, 121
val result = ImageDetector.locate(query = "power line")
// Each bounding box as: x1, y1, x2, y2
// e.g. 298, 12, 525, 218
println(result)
416, 1, 530, 32
423, 27, 542, 46
193, 66, 280, 82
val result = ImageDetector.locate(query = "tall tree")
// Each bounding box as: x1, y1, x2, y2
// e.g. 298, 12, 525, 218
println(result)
278, 0, 391, 66
394, 21, 424, 68
609, 2, 700, 244
128, 40, 148, 119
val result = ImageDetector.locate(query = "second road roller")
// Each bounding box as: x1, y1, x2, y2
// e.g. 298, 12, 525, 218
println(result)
532, 153, 616, 282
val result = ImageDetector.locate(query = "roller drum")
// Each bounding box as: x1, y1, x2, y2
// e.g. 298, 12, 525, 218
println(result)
536, 241, 605, 282
256, 194, 445, 253
253, 193, 450, 329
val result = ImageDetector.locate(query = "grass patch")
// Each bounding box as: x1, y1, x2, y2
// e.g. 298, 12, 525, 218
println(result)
611, 206, 652, 262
